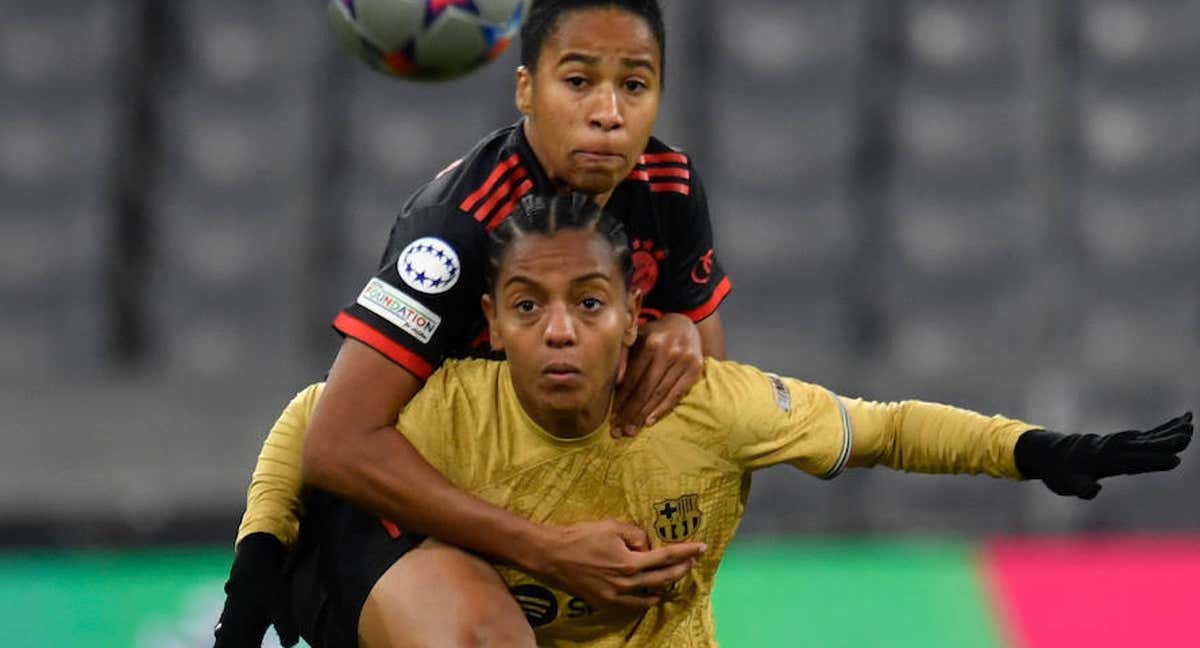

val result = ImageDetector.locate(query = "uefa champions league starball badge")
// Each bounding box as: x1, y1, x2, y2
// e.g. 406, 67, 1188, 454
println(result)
397, 237, 461, 294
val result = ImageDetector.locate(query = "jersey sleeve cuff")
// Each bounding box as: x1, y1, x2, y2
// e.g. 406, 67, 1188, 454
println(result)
680, 276, 732, 323
821, 389, 853, 480
333, 311, 435, 380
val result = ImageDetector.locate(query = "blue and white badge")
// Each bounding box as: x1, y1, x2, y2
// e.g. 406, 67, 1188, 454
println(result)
397, 237, 461, 294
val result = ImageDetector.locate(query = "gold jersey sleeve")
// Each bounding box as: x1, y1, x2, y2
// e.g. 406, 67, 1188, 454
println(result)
688, 360, 1033, 480
234, 383, 324, 549
842, 397, 1030, 479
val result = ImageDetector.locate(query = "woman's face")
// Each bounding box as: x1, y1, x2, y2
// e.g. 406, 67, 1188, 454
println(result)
482, 227, 639, 435
517, 7, 662, 206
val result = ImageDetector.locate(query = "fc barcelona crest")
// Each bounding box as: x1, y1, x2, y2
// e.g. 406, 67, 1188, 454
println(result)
653, 494, 703, 542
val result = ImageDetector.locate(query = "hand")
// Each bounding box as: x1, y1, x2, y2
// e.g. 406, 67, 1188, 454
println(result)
213, 533, 296, 647
528, 520, 706, 608
612, 313, 704, 437
1014, 412, 1193, 499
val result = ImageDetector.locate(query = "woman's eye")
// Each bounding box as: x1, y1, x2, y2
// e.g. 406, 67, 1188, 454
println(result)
515, 300, 536, 313
565, 76, 587, 89
581, 298, 603, 311
625, 79, 647, 92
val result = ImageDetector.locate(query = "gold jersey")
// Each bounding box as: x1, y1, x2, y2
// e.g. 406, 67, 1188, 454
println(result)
243, 358, 1029, 646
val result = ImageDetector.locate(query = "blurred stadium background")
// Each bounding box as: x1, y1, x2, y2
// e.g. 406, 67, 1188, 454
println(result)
1, 0, 1197, 646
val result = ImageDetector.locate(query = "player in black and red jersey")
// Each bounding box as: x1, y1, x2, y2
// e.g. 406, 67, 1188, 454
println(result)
214, 2, 733, 646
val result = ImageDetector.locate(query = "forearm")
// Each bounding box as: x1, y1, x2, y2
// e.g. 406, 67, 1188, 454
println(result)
236, 387, 316, 549
303, 423, 556, 573
844, 397, 1035, 479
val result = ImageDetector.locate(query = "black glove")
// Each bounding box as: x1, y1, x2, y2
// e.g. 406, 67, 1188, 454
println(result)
1015, 412, 1193, 499
214, 532, 295, 648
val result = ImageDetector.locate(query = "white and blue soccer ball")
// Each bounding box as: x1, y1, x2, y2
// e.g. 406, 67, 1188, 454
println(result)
327, 0, 530, 80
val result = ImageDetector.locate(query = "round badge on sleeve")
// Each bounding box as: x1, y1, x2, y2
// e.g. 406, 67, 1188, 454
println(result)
397, 237, 461, 294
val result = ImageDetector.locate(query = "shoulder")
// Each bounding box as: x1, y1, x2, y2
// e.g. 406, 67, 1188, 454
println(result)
687, 360, 769, 406
404, 124, 531, 223
622, 136, 698, 199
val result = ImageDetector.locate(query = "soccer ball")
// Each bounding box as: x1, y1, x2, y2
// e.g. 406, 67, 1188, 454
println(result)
327, 0, 530, 80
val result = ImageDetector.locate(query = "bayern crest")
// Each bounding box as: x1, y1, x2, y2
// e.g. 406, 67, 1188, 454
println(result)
397, 237, 461, 294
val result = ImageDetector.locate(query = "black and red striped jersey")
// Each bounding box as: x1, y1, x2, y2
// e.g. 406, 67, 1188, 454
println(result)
334, 120, 731, 380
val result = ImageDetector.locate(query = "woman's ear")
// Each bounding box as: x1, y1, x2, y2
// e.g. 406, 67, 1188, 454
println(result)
481, 294, 504, 351
515, 65, 532, 115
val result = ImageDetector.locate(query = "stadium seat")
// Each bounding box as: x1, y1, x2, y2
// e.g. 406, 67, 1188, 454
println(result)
708, 91, 858, 193
712, 189, 858, 284
891, 83, 1028, 185
157, 88, 313, 197
902, 0, 1021, 83
713, 0, 865, 84
0, 1, 126, 90
1080, 0, 1200, 74
0, 99, 117, 203
885, 186, 1046, 283
0, 196, 109, 378
1078, 86, 1200, 182
175, 0, 324, 93
1075, 295, 1200, 382
1077, 183, 1200, 283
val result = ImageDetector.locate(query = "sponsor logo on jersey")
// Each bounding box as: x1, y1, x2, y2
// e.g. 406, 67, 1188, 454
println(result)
653, 493, 703, 543
767, 373, 791, 413
510, 584, 558, 628
397, 236, 461, 294
357, 278, 442, 344
631, 238, 666, 296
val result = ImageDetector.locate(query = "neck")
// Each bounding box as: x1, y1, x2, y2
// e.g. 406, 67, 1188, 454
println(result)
512, 381, 613, 440
521, 119, 616, 208
538, 404, 608, 439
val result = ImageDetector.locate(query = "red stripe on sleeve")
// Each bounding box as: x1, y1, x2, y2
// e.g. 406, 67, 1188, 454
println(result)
459, 153, 521, 212
486, 179, 535, 231
645, 167, 690, 179
473, 166, 529, 223
333, 312, 434, 379
680, 276, 731, 322
649, 182, 691, 195
640, 152, 689, 165
626, 169, 650, 181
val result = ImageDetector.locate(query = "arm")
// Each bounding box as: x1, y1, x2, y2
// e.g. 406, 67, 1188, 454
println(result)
842, 397, 1193, 497
613, 158, 731, 433
215, 385, 322, 648
302, 338, 554, 570
844, 397, 1032, 478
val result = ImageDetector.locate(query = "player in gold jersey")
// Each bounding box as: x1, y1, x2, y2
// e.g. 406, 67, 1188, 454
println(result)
263, 193, 1191, 647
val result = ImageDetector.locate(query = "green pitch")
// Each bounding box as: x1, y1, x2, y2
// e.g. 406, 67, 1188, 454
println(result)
0, 540, 1003, 648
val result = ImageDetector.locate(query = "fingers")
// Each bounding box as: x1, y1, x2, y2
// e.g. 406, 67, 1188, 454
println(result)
613, 350, 666, 436
1100, 452, 1182, 476
627, 556, 696, 591
1143, 412, 1193, 437
612, 340, 655, 435
629, 541, 707, 571
1112, 414, 1194, 453
636, 357, 700, 430
608, 592, 663, 608
611, 521, 652, 552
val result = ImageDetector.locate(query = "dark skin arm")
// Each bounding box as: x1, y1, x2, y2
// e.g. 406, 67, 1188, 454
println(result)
301, 338, 707, 607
